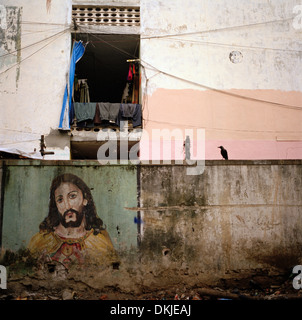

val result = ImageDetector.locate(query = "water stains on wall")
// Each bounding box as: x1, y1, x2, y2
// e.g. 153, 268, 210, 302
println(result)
0, 5, 22, 92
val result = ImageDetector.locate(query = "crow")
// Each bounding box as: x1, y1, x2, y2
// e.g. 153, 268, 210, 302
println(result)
218, 146, 228, 160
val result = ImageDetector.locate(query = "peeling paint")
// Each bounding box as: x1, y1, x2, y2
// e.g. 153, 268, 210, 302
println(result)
0, 5, 7, 29
0, 6, 22, 92
44, 128, 70, 149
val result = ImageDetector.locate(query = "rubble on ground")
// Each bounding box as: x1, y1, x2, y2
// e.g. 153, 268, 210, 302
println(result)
0, 275, 301, 300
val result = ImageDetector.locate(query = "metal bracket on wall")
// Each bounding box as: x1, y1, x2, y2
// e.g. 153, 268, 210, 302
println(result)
40, 135, 54, 157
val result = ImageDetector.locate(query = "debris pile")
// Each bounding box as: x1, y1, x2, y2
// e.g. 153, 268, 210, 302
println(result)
1, 276, 301, 300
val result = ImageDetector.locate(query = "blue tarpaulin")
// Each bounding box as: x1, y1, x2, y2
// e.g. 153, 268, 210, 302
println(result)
58, 40, 85, 130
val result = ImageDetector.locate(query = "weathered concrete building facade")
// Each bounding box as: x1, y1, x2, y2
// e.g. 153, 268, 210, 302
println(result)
140, 0, 302, 160
0, 0, 71, 159
0, 0, 302, 296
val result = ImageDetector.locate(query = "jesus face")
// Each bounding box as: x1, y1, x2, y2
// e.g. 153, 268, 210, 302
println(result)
54, 182, 88, 228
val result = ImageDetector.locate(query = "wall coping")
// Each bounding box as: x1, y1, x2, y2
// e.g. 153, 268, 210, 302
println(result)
1, 159, 302, 167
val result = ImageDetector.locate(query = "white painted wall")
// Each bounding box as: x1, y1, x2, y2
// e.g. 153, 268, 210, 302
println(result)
1, 0, 301, 160
139, 0, 302, 160
140, 0, 302, 92
0, 0, 72, 159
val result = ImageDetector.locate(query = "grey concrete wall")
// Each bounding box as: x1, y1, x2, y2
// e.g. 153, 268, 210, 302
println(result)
139, 160, 302, 285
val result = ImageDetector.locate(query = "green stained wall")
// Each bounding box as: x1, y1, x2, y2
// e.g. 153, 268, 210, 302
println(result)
1, 161, 138, 253
2, 159, 302, 291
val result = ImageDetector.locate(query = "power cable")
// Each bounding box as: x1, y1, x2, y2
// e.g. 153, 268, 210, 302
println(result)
70, 23, 302, 123
0, 139, 39, 146
0, 128, 41, 135
154, 37, 302, 53
0, 28, 70, 58
76, 25, 139, 59
144, 118, 302, 134
141, 63, 302, 111
0, 28, 70, 75
21, 21, 70, 26
141, 17, 294, 40
22, 26, 70, 36
75, 26, 301, 110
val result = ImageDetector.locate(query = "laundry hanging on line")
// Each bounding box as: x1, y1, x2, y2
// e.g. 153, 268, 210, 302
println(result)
117, 103, 142, 128
73, 102, 96, 122
74, 79, 90, 103
98, 102, 120, 122
71, 103, 142, 128
122, 63, 139, 104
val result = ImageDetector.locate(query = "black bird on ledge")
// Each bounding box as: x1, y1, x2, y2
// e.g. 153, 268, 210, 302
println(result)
218, 146, 228, 160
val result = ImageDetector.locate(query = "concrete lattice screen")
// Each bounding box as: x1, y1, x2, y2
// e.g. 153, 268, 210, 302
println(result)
72, 6, 140, 27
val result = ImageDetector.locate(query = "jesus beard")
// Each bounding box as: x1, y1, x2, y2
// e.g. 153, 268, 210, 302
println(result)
59, 208, 85, 229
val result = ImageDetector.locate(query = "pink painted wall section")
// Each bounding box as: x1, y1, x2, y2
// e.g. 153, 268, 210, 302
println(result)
139, 139, 302, 161
140, 88, 302, 160
205, 140, 302, 160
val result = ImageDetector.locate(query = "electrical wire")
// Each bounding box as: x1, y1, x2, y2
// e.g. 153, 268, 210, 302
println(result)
0, 28, 70, 58
141, 63, 302, 111
0, 28, 70, 75
144, 118, 302, 134
76, 28, 301, 111
152, 37, 302, 54
21, 21, 70, 26
22, 26, 70, 36
141, 17, 295, 40
140, 16, 301, 53
1, 14, 299, 141
88, 39, 140, 44
72, 26, 302, 138
72, 16, 294, 40
73, 17, 300, 53
0, 139, 39, 146
1, 17, 297, 138
76, 25, 139, 59
12, 15, 297, 55
0, 27, 70, 147
0, 128, 41, 135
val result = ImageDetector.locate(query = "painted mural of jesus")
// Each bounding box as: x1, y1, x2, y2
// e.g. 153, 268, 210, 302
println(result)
28, 173, 119, 268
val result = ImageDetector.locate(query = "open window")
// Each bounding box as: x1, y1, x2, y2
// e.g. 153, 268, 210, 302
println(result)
68, 5, 141, 160
72, 33, 140, 105
70, 33, 141, 160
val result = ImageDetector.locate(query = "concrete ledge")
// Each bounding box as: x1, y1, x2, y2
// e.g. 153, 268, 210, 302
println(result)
1, 159, 302, 166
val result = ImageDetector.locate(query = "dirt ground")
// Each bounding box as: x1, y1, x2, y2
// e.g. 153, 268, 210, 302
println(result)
1, 274, 301, 300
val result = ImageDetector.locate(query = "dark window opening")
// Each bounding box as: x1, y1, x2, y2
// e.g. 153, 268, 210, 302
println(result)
70, 33, 141, 160
72, 33, 140, 104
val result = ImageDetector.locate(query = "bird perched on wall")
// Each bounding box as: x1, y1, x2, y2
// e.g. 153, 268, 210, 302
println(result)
218, 146, 228, 160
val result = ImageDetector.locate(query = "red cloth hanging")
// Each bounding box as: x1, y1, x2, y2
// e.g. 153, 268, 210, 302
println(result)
127, 64, 133, 81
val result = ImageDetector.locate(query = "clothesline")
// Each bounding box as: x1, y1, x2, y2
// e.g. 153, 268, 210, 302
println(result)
71, 102, 142, 128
